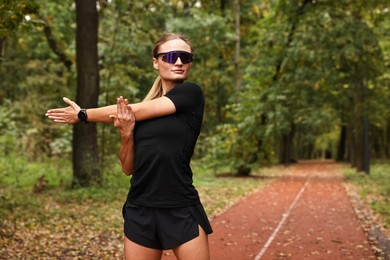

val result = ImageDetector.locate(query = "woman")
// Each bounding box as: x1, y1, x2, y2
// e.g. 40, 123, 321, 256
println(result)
46, 33, 213, 260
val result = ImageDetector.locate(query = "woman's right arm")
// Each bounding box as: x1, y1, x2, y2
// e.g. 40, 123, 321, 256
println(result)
45, 97, 117, 124
46, 95, 176, 124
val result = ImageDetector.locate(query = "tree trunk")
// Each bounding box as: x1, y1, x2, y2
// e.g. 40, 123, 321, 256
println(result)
371, 126, 383, 159
272, 0, 310, 164
0, 37, 5, 67
220, 0, 227, 11
296, 134, 315, 160
278, 124, 296, 165
72, 0, 101, 187
235, 114, 267, 176
348, 124, 355, 167
336, 125, 347, 161
355, 118, 365, 172
307, 143, 314, 159
234, 0, 241, 101
387, 117, 390, 158
353, 81, 368, 173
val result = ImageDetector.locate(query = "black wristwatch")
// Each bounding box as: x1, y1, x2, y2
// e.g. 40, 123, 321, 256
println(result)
78, 108, 88, 123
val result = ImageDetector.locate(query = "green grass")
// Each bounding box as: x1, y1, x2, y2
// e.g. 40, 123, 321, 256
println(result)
0, 154, 270, 223
344, 162, 390, 228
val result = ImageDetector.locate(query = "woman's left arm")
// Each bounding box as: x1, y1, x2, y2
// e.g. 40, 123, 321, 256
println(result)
129, 96, 176, 121
110, 97, 136, 176
118, 134, 134, 176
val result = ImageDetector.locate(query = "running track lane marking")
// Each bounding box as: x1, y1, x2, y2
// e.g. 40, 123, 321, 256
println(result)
254, 176, 312, 260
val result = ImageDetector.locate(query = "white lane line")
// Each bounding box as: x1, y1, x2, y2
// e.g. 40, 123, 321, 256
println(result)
254, 176, 312, 260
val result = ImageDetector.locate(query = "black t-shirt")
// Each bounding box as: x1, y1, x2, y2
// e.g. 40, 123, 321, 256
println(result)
126, 82, 204, 208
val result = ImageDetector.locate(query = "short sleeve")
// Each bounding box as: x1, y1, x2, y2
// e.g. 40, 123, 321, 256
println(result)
165, 82, 203, 112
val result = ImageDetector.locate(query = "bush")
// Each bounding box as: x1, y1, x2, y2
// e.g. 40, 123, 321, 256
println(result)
345, 162, 390, 228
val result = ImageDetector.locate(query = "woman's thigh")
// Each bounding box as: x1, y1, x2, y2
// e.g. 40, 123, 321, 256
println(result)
124, 236, 163, 260
172, 225, 210, 260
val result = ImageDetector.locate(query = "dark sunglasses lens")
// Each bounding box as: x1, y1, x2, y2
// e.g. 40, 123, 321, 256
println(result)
162, 52, 176, 64
180, 53, 193, 64
162, 52, 193, 64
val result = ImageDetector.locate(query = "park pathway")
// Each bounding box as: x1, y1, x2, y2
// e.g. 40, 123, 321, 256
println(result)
163, 161, 376, 259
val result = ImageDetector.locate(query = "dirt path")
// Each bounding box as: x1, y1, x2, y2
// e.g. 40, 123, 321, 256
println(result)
163, 161, 377, 259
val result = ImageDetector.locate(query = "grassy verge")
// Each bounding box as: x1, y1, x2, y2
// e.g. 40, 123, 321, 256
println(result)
344, 162, 390, 229
0, 155, 274, 258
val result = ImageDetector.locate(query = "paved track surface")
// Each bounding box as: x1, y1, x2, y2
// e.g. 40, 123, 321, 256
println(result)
163, 161, 376, 259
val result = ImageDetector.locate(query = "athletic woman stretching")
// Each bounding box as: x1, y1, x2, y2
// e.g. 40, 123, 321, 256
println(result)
46, 33, 212, 260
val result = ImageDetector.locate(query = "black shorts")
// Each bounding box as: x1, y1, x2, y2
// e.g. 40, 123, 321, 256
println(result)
122, 202, 213, 250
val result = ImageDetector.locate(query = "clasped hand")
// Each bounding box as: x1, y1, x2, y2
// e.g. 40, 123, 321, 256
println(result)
109, 96, 135, 138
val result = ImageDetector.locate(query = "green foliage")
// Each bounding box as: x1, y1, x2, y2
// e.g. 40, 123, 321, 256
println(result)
166, 9, 236, 130
0, 100, 17, 155
0, 0, 76, 160
0, 0, 40, 37
345, 162, 390, 227
1, 4, 389, 256
0, 156, 71, 219
207, 0, 390, 172
1, 0, 389, 177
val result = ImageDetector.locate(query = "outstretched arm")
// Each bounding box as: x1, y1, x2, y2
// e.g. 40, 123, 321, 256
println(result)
109, 97, 135, 176
45, 97, 118, 124
45, 96, 176, 124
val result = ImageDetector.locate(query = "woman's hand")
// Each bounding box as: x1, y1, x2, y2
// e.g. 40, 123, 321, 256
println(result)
109, 96, 135, 138
45, 97, 80, 124
111, 97, 135, 176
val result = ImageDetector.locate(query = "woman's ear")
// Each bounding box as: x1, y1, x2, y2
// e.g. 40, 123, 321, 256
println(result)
153, 58, 159, 70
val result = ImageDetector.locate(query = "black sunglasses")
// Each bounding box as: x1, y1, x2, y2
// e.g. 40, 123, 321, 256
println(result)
154, 51, 193, 64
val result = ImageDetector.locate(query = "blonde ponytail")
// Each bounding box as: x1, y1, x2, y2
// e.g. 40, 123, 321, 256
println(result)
143, 75, 163, 101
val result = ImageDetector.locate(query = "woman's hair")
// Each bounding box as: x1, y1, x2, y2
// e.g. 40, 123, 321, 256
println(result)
143, 33, 193, 101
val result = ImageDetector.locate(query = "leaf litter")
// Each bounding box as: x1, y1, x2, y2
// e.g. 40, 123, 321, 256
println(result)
1, 176, 266, 259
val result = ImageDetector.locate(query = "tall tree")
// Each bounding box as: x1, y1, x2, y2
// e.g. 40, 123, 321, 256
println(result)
274, 0, 311, 165
73, 0, 101, 186
208, 0, 388, 176
234, 0, 241, 101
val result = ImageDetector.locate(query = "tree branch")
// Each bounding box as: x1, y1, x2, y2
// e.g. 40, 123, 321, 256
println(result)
272, 0, 311, 81
43, 24, 72, 71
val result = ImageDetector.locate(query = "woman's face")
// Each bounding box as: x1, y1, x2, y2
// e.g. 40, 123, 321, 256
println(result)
153, 39, 192, 83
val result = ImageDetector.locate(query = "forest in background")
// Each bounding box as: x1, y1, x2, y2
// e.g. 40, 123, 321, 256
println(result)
1, 2, 390, 257
1, 0, 389, 183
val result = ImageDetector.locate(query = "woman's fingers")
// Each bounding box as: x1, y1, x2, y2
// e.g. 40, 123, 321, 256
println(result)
117, 97, 121, 119
115, 96, 127, 123
117, 97, 133, 121
63, 97, 79, 109
46, 108, 64, 114
45, 97, 81, 124
108, 96, 135, 138
121, 99, 127, 116
45, 111, 72, 124
124, 99, 132, 118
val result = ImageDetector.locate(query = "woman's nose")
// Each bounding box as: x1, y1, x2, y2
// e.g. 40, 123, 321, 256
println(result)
175, 57, 183, 65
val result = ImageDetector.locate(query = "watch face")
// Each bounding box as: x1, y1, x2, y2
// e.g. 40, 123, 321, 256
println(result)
78, 110, 87, 121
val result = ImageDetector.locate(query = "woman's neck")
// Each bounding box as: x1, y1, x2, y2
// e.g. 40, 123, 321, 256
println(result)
161, 79, 184, 95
